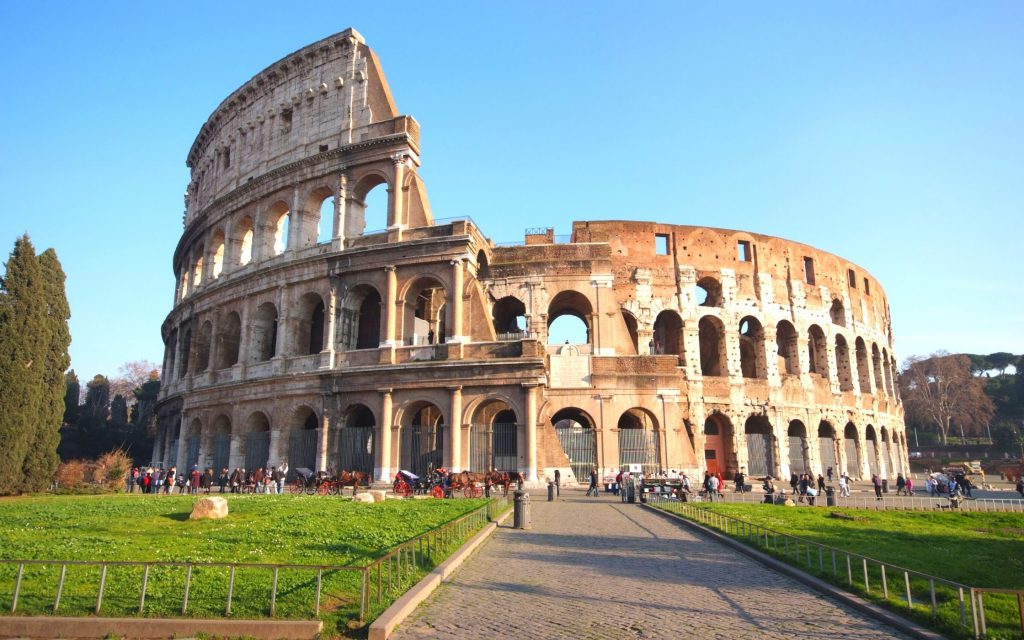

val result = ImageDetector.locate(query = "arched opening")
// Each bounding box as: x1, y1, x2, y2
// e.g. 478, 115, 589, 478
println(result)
251, 302, 278, 362
340, 285, 381, 350
698, 316, 727, 376
268, 201, 290, 256
347, 175, 390, 237
492, 296, 527, 339
336, 404, 375, 474
835, 335, 854, 391
547, 290, 592, 345
295, 292, 326, 355
696, 276, 722, 307
855, 337, 871, 393
288, 406, 320, 479
787, 420, 808, 475
316, 193, 334, 244
617, 408, 660, 475
401, 402, 445, 477
652, 310, 682, 359
243, 411, 271, 472
192, 246, 204, 288
178, 326, 192, 379
194, 320, 212, 373
237, 216, 254, 266
807, 325, 829, 378
818, 421, 837, 475
621, 311, 639, 355
179, 268, 189, 300
879, 426, 892, 477
211, 415, 231, 472
470, 399, 519, 472
776, 320, 800, 376
739, 316, 766, 379
476, 250, 490, 279
405, 277, 446, 345
830, 299, 846, 327
211, 229, 225, 279
871, 344, 884, 395
215, 311, 241, 369
552, 407, 597, 482
744, 415, 775, 478
185, 418, 202, 469
166, 329, 178, 379
844, 422, 860, 477
882, 348, 894, 396
865, 424, 879, 476
703, 413, 734, 478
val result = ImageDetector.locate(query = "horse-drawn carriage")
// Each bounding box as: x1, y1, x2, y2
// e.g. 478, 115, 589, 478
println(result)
392, 468, 525, 498
290, 468, 369, 496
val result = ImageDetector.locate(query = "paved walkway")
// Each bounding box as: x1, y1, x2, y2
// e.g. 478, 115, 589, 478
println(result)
392, 489, 911, 639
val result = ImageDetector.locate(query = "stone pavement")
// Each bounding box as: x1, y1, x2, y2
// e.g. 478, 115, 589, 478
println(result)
391, 489, 911, 639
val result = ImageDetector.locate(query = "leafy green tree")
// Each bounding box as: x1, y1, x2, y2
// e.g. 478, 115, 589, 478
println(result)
986, 352, 1017, 375
0, 236, 47, 494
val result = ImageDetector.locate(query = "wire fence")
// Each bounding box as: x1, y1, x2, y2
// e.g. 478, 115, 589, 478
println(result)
647, 496, 1024, 639
1, 497, 510, 627
701, 489, 1024, 513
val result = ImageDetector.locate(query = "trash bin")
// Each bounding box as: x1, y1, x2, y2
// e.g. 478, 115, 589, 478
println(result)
513, 490, 531, 529
882, 479, 889, 494
626, 481, 636, 504
547, 482, 555, 502
825, 486, 836, 506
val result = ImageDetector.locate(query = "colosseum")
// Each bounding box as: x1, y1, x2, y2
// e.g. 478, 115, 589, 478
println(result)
153, 28, 909, 487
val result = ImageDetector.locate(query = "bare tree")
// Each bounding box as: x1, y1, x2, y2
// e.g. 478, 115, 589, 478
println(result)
108, 360, 159, 401
900, 352, 994, 445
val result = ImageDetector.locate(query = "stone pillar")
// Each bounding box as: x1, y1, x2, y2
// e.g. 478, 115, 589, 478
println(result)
333, 171, 347, 249
316, 406, 331, 472
268, 429, 283, 468
152, 426, 165, 467
175, 415, 188, 470
448, 259, 464, 343
323, 279, 338, 368
383, 266, 398, 346
449, 386, 463, 469
524, 384, 539, 482
228, 434, 242, 470
389, 155, 405, 242
376, 389, 393, 482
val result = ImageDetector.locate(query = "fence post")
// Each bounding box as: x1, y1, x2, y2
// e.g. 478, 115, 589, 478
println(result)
847, 555, 853, 585
226, 565, 236, 615
359, 568, 368, 624
978, 591, 987, 637
11, 563, 24, 613
315, 568, 323, 616
54, 564, 66, 612
182, 564, 192, 614
96, 564, 107, 614
1016, 592, 1024, 639
971, 588, 980, 639
139, 564, 150, 613
958, 587, 966, 628
270, 567, 279, 616
863, 558, 870, 592
881, 565, 888, 599
929, 579, 936, 616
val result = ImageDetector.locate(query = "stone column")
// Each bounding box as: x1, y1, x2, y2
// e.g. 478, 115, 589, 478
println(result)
175, 414, 188, 470
524, 383, 539, 482
323, 278, 338, 368
449, 386, 463, 469
152, 425, 165, 467
228, 434, 242, 470
333, 171, 347, 249
388, 155, 405, 242
448, 259, 464, 343
316, 404, 331, 471
376, 389, 393, 482
383, 266, 398, 346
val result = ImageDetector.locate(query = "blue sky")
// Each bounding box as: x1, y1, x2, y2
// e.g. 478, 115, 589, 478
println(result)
1, 1, 1021, 380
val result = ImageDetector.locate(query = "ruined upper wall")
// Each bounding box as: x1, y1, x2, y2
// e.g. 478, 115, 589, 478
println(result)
572, 220, 893, 342
183, 28, 407, 225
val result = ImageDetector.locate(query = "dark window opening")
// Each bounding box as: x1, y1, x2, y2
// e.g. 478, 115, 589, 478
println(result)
738, 240, 751, 262
864, 278, 871, 295
848, 269, 856, 288
319, 144, 329, 153
803, 257, 816, 286
222, 148, 230, 170
655, 234, 670, 255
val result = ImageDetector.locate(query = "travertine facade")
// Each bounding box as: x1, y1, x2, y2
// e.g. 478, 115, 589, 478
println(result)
154, 29, 908, 486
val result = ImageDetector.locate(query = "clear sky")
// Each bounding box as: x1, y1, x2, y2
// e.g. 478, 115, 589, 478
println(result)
1, 1, 1021, 381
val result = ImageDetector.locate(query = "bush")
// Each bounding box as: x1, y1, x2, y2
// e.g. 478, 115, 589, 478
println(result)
96, 449, 133, 491
54, 459, 87, 488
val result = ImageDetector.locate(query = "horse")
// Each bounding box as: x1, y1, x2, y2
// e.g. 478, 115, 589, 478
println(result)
485, 470, 525, 496
335, 470, 369, 496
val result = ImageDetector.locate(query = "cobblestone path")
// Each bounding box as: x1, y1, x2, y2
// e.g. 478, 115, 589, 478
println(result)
392, 490, 910, 639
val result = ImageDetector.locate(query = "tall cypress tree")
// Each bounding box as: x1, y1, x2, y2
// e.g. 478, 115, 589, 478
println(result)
0, 235, 47, 494
21, 248, 71, 491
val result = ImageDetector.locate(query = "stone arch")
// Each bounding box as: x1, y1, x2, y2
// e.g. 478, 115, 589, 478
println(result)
882, 348, 894, 396
235, 214, 254, 266
265, 200, 290, 256
547, 290, 593, 345
552, 406, 598, 482
871, 343, 884, 395
739, 316, 766, 379
493, 295, 527, 338
192, 244, 205, 288
286, 404, 320, 477
211, 228, 226, 279
776, 320, 800, 376
194, 320, 213, 373
807, 324, 829, 378
294, 291, 326, 355
855, 337, 872, 393
178, 324, 192, 379
400, 400, 445, 476
340, 283, 382, 350
818, 420, 838, 476
696, 276, 723, 307
621, 310, 640, 355
347, 171, 391, 237
303, 185, 335, 246
469, 398, 519, 472
865, 424, 879, 476
744, 415, 775, 478
703, 412, 735, 478
403, 275, 447, 345
215, 311, 241, 369
335, 403, 375, 474
787, 420, 808, 475
184, 416, 203, 469
242, 410, 271, 472
835, 334, 854, 391
698, 315, 727, 376
843, 422, 860, 477
251, 302, 278, 362
209, 414, 232, 472
617, 407, 660, 475
653, 310, 682, 359
830, 298, 846, 327
476, 250, 490, 279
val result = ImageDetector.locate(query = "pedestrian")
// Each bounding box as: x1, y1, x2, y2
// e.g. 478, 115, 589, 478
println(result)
706, 472, 719, 502
871, 473, 883, 500
817, 474, 826, 494
218, 467, 229, 493
734, 470, 746, 494
790, 472, 799, 495
905, 476, 914, 496
587, 467, 599, 497
826, 466, 833, 483
715, 471, 724, 498
190, 466, 201, 495
614, 469, 623, 497
1015, 477, 1023, 498
202, 468, 213, 494
277, 461, 288, 495
762, 477, 775, 504
838, 473, 850, 498
926, 476, 936, 497
554, 468, 561, 497
895, 473, 906, 496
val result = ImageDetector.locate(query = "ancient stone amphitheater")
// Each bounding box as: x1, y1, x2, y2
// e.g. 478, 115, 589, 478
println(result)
153, 28, 908, 486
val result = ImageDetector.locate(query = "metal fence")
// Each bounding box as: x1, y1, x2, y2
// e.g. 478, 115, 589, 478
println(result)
2, 498, 510, 625
401, 424, 444, 478
647, 497, 1024, 639
746, 433, 774, 477
288, 429, 319, 478
556, 424, 597, 481
469, 424, 517, 472
244, 431, 270, 471
335, 427, 374, 475
618, 429, 660, 476
705, 489, 1024, 513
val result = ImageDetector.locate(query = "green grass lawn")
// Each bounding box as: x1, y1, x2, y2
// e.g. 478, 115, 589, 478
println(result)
0, 493, 500, 636
653, 501, 1024, 639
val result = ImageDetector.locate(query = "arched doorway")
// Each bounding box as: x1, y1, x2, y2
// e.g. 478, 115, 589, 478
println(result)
336, 404, 375, 475
211, 414, 231, 472
865, 425, 879, 476
703, 413, 734, 478
288, 407, 320, 478
401, 402, 445, 476
787, 420, 808, 475
617, 408, 660, 475
470, 400, 519, 472
552, 407, 597, 481
243, 412, 271, 472
744, 416, 775, 477
879, 426, 892, 478
818, 421, 838, 476
844, 422, 860, 477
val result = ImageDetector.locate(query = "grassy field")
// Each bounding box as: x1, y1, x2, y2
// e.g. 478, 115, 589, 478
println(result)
0, 493, 499, 636
653, 501, 1024, 639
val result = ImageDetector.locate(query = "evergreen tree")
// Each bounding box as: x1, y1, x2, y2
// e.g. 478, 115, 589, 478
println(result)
63, 370, 80, 425
21, 248, 71, 491
0, 236, 47, 494
110, 394, 129, 426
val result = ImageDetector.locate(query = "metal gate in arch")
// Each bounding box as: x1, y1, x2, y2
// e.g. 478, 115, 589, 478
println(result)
470, 423, 518, 472
819, 436, 837, 476
245, 431, 270, 471
335, 427, 374, 475
401, 424, 444, 477
289, 429, 320, 479
746, 433, 774, 477
555, 424, 597, 482
787, 436, 807, 475
186, 436, 201, 469
212, 434, 231, 472
618, 428, 660, 475
845, 438, 860, 476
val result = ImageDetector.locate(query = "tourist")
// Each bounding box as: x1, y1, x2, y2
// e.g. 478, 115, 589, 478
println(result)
871, 474, 883, 500
164, 466, 175, 495
715, 471, 724, 499
587, 467, 599, 497
681, 472, 691, 496
706, 472, 719, 502
554, 468, 561, 497
229, 468, 242, 493
218, 467, 229, 493
826, 466, 833, 483
905, 476, 914, 496
614, 469, 623, 497
895, 473, 906, 496
798, 474, 809, 502
202, 468, 213, 494
254, 467, 266, 493
790, 472, 799, 495
925, 476, 936, 497
190, 466, 201, 495
175, 473, 187, 494
817, 474, 826, 494
762, 477, 775, 504
277, 461, 288, 495
962, 476, 974, 499
1015, 477, 1023, 498
838, 473, 850, 498
734, 470, 746, 494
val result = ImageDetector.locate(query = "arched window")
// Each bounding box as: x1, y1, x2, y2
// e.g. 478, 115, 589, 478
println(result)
237, 216, 254, 266
215, 311, 241, 369
855, 337, 871, 393
787, 420, 807, 474
698, 316, 727, 376
318, 194, 334, 244
194, 320, 212, 373
493, 296, 527, 339
211, 230, 225, 279
882, 348, 894, 396
347, 175, 390, 237
696, 277, 722, 307
476, 250, 490, 279
835, 335, 853, 391
871, 343, 884, 394
339, 285, 381, 350
776, 320, 800, 376
192, 247, 204, 288
547, 290, 592, 345
178, 326, 191, 379
739, 316, 766, 379
621, 311, 639, 354
653, 310, 682, 358
807, 325, 829, 378
267, 201, 290, 256
830, 299, 846, 327
295, 292, 326, 355
617, 408, 660, 475
844, 422, 860, 477
818, 421, 837, 474
405, 277, 447, 345
252, 303, 278, 362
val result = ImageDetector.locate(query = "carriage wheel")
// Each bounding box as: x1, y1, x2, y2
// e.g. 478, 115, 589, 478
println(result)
463, 485, 475, 498
329, 482, 341, 496
395, 480, 412, 498
431, 485, 444, 499
473, 485, 484, 498
290, 479, 304, 495
317, 482, 330, 496
305, 482, 316, 495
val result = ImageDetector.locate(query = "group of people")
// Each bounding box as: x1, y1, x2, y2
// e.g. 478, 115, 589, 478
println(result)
127, 462, 289, 495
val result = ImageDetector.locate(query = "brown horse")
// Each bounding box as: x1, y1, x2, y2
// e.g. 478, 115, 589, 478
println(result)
486, 470, 526, 496
336, 470, 369, 496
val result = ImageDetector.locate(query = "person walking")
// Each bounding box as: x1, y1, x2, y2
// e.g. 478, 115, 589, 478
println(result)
905, 476, 914, 496
218, 468, 229, 493
871, 474, 883, 500
895, 473, 906, 496
734, 470, 746, 494
587, 467, 599, 497
826, 466, 833, 483
838, 473, 850, 498
817, 474, 826, 494
1015, 476, 1023, 498
277, 461, 288, 495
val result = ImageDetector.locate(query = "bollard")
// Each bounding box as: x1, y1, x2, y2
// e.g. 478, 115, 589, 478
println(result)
547, 482, 555, 502
825, 486, 836, 507
513, 489, 531, 529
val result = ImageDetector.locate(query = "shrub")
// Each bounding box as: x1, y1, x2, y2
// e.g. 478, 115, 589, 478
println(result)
96, 449, 133, 492
55, 459, 87, 488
